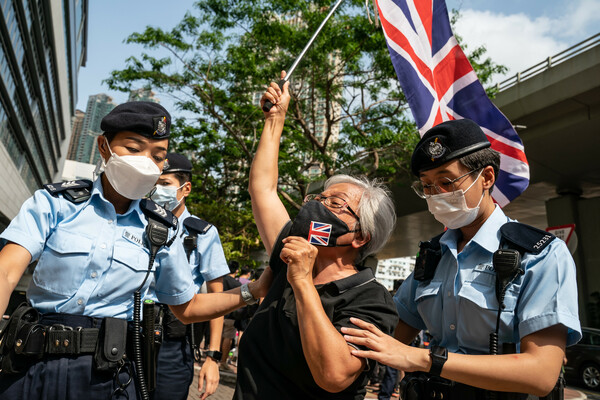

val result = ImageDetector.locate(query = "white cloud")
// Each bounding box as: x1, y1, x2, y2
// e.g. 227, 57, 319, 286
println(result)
452, 0, 600, 83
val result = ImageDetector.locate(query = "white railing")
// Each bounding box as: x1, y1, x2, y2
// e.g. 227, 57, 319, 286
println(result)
496, 33, 600, 92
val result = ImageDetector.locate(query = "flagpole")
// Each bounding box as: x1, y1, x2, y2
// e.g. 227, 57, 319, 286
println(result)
262, 0, 346, 112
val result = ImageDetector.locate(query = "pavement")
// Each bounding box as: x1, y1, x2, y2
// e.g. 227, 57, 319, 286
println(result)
186, 360, 591, 400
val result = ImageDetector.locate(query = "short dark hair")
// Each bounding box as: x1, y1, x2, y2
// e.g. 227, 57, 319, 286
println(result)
240, 265, 252, 276
228, 260, 239, 274
103, 132, 118, 143
458, 148, 500, 191
172, 171, 192, 186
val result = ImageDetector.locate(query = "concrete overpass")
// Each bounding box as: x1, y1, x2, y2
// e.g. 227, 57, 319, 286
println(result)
379, 33, 600, 325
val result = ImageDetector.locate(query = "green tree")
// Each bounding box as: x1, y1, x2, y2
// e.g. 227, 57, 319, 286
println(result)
105, 0, 505, 260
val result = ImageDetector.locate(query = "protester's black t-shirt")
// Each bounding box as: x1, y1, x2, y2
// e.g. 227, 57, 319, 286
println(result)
224, 274, 241, 291
234, 221, 399, 400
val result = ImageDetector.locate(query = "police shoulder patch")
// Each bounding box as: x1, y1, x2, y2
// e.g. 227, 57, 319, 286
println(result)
500, 222, 556, 255
183, 216, 212, 236
43, 180, 93, 203
139, 198, 178, 229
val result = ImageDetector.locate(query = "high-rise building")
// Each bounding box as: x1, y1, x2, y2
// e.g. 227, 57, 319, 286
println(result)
0, 0, 88, 229
69, 93, 116, 165
67, 109, 85, 160
128, 88, 159, 103
375, 257, 415, 291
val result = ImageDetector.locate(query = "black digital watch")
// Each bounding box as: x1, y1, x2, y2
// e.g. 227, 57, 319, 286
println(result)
205, 350, 223, 361
429, 346, 448, 376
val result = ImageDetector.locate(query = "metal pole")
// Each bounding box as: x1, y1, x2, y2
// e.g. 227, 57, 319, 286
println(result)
262, 0, 346, 111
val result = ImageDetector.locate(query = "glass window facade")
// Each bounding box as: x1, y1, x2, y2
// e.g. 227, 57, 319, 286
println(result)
0, 0, 87, 192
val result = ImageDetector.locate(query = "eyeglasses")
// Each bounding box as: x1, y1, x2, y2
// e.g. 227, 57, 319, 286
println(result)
303, 194, 360, 222
411, 168, 483, 199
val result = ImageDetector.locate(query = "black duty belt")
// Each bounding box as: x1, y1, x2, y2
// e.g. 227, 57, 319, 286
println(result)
14, 313, 128, 357
18, 324, 100, 356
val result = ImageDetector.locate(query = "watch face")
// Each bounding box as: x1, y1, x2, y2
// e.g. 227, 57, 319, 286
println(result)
206, 350, 222, 360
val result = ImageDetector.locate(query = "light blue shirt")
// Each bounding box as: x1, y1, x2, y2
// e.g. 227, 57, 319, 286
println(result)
147, 206, 229, 302
0, 179, 196, 320
395, 206, 581, 354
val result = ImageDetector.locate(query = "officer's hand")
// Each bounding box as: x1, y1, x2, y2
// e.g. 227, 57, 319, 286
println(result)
280, 236, 318, 286
198, 357, 220, 399
260, 70, 291, 120
341, 317, 430, 373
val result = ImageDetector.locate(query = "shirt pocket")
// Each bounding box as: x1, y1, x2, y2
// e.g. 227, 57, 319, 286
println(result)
34, 229, 94, 296
457, 270, 519, 350
460, 269, 518, 312
415, 280, 442, 337
100, 243, 153, 304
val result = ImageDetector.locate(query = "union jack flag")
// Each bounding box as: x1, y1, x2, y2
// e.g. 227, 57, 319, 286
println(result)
375, 0, 530, 206
308, 221, 332, 246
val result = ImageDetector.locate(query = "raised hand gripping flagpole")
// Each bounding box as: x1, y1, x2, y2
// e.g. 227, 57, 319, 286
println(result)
262, 0, 346, 112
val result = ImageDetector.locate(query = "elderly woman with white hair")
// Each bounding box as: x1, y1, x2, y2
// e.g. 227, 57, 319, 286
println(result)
232, 72, 399, 400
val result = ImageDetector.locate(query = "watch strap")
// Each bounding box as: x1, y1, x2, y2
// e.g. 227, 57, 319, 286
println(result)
429, 346, 448, 376
240, 283, 258, 305
204, 350, 222, 361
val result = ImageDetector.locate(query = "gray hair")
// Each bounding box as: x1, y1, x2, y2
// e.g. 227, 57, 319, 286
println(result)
324, 175, 396, 261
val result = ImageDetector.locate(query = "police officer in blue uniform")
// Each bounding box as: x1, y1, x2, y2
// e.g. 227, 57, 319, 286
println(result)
148, 153, 229, 400
342, 119, 582, 399
0, 102, 270, 400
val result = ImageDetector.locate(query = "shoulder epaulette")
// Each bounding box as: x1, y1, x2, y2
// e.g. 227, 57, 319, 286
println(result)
139, 198, 178, 229
183, 216, 213, 235
43, 180, 92, 203
500, 222, 556, 255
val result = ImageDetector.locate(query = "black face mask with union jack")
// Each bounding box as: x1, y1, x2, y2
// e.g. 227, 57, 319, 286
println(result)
288, 201, 360, 247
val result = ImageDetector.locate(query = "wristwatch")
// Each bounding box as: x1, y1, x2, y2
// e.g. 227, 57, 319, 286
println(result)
204, 350, 223, 361
429, 346, 448, 376
240, 283, 258, 305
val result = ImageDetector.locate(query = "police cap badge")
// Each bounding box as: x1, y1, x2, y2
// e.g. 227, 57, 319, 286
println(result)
411, 119, 491, 176
101, 101, 171, 139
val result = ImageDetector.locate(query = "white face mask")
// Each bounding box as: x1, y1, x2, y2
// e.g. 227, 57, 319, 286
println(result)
150, 184, 185, 211
425, 170, 484, 229
102, 141, 162, 200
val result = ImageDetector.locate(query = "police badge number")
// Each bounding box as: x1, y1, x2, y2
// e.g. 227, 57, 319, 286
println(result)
153, 116, 167, 136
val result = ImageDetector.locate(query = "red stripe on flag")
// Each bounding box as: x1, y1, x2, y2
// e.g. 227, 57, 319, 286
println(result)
378, 9, 435, 89
414, 0, 433, 48
433, 108, 444, 126
433, 46, 473, 99
485, 135, 529, 164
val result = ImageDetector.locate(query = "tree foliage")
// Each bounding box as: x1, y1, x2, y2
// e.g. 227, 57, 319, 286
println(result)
105, 0, 506, 261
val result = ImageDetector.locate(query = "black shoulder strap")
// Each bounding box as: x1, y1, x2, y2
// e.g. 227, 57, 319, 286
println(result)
183, 217, 213, 236
43, 180, 92, 203
499, 222, 555, 255
139, 198, 178, 229
414, 231, 445, 282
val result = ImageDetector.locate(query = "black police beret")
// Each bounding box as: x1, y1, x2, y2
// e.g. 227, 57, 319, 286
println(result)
411, 119, 490, 176
163, 152, 192, 174
100, 101, 171, 138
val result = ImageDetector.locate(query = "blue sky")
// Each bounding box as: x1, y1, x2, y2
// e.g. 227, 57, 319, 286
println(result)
76, 0, 600, 113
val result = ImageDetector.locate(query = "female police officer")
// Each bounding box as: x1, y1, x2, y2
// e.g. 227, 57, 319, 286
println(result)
0, 102, 270, 399
342, 119, 581, 399
0, 102, 197, 399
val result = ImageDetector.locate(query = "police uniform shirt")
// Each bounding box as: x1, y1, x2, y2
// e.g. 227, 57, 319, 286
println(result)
146, 206, 229, 302
395, 206, 582, 354
179, 207, 229, 290
234, 221, 399, 400
0, 179, 196, 320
